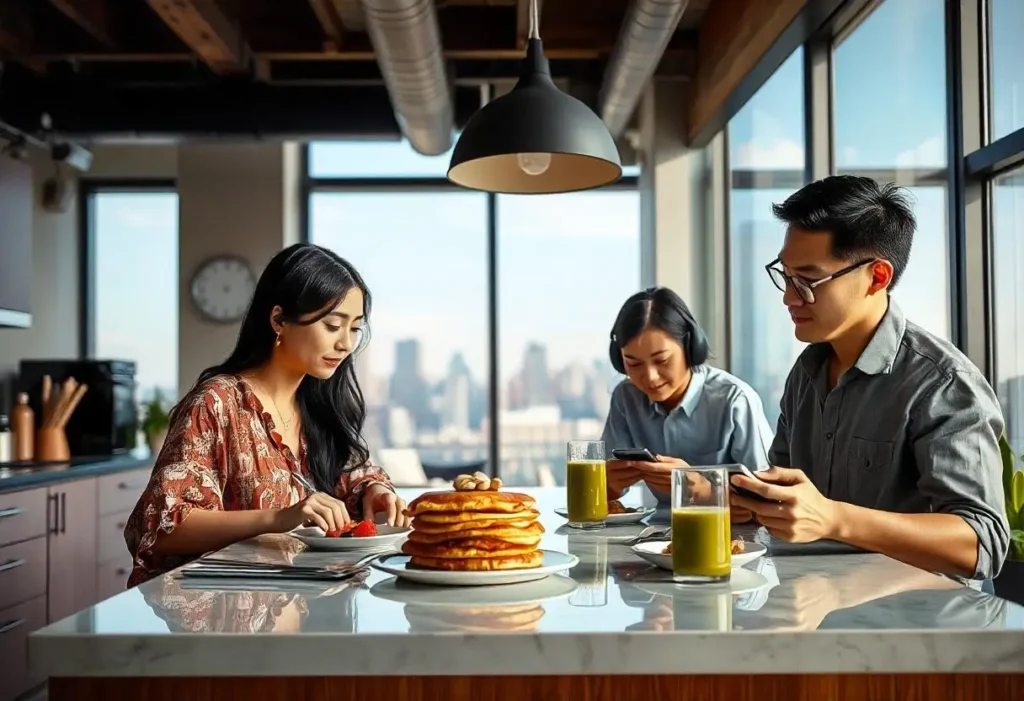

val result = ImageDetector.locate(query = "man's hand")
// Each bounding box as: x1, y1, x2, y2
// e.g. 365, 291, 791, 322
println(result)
729, 466, 838, 542
632, 455, 689, 496
605, 459, 642, 499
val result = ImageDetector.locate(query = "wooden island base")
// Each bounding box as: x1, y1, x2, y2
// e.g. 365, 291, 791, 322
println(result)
49, 673, 1024, 700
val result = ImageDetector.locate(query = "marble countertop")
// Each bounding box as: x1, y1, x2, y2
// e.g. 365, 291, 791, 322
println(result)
30, 487, 1024, 677
0, 451, 154, 492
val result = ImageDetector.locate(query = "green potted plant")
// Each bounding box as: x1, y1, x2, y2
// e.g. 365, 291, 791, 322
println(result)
140, 392, 170, 456
994, 434, 1024, 605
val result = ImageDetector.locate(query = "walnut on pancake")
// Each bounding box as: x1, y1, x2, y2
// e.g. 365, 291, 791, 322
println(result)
453, 471, 503, 492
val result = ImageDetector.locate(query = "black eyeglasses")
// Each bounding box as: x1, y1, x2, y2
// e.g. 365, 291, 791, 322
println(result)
765, 258, 875, 304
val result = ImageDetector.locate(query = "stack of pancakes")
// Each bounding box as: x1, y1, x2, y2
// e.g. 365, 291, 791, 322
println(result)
402, 490, 544, 571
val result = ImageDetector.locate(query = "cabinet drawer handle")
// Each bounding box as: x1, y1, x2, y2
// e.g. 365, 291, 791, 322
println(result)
118, 481, 147, 490
116, 567, 128, 576
59, 492, 66, 534
0, 618, 25, 635
0, 506, 24, 519
0, 558, 26, 574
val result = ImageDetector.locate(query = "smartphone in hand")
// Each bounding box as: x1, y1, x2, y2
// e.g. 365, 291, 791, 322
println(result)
611, 447, 657, 462
692, 463, 777, 503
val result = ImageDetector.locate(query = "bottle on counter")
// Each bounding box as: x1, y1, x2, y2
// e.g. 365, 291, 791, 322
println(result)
0, 414, 11, 463
11, 393, 34, 462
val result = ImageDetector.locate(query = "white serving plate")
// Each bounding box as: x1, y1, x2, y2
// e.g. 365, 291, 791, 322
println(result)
553, 506, 656, 525
631, 539, 767, 570
289, 525, 410, 551
371, 550, 579, 586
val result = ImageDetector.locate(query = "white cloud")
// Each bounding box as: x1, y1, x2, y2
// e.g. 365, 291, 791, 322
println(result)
733, 137, 804, 169
895, 133, 945, 169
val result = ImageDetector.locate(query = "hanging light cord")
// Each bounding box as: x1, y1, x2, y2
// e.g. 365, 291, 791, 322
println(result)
529, 0, 540, 39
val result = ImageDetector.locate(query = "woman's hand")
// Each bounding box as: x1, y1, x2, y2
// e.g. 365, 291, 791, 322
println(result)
272, 492, 351, 533
606, 459, 642, 499
363, 483, 412, 527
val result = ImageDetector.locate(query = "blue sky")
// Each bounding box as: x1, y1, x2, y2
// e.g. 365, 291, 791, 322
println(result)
92, 0, 1024, 405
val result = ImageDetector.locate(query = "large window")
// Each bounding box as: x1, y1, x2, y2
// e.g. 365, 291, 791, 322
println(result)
990, 0, 1024, 142
728, 48, 805, 426
86, 189, 179, 405
307, 141, 640, 486
496, 191, 639, 486
309, 191, 490, 474
994, 168, 1024, 449
834, 0, 951, 339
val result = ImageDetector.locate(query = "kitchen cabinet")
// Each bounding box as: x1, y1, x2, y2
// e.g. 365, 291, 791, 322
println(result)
0, 463, 151, 700
47, 479, 98, 624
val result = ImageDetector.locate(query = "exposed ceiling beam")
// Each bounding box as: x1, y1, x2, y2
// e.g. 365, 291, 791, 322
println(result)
143, 0, 248, 73
516, 0, 541, 49
47, 0, 116, 47
307, 0, 346, 50
0, 78, 485, 140
0, 1, 45, 73
686, 0, 845, 146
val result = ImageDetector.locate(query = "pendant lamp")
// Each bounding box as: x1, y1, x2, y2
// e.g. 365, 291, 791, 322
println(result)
447, 0, 622, 194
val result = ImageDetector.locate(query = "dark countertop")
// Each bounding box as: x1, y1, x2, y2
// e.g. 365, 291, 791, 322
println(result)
0, 451, 155, 493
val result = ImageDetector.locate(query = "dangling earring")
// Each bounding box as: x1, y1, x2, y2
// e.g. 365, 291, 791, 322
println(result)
275, 332, 282, 346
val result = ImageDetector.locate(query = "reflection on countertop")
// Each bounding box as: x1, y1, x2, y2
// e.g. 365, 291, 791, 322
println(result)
29, 488, 1024, 678
0, 449, 154, 492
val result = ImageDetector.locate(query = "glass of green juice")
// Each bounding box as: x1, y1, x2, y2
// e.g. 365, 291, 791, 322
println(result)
566, 440, 608, 529
670, 467, 731, 585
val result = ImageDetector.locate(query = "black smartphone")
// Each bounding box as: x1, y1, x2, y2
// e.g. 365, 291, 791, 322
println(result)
697, 463, 777, 503
611, 447, 657, 462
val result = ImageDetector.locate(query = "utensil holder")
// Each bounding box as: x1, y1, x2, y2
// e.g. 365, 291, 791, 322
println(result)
36, 428, 70, 462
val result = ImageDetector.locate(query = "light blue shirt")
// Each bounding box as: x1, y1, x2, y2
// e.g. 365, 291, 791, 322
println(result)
600, 365, 775, 503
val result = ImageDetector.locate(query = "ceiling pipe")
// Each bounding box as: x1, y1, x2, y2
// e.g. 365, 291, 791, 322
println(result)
360, 0, 454, 155
598, 0, 690, 139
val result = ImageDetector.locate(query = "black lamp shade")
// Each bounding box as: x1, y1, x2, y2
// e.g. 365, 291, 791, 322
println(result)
448, 39, 623, 194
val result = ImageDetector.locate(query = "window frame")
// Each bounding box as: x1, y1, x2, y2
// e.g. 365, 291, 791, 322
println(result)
301, 143, 639, 479
78, 179, 177, 360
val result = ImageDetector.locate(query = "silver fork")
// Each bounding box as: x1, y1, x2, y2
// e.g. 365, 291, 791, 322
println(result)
624, 525, 670, 546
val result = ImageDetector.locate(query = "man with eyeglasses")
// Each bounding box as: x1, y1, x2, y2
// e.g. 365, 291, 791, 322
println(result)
729, 175, 1009, 582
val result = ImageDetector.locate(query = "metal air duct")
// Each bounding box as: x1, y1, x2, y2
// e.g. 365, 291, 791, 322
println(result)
360, 0, 454, 155
598, 0, 690, 139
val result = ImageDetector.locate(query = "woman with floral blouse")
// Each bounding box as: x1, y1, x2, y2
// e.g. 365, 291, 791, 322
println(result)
124, 243, 409, 586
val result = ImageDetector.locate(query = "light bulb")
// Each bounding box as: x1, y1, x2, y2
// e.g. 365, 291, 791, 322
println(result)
517, 152, 551, 176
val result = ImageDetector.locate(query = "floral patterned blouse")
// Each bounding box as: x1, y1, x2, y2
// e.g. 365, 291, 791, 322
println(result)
123, 375, 394, 587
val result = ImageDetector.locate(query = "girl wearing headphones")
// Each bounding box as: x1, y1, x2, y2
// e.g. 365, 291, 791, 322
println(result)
602, 287, 774, 519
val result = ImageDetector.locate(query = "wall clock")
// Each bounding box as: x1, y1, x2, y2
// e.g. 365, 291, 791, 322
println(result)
189, 255, 257, 324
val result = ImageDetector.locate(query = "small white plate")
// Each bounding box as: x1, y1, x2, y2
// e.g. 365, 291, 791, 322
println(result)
370, 573, 579, 606
290, 525, 410, 551
631, 540, 767, 570
371, 550, 579, 587
553, 506, 656, 525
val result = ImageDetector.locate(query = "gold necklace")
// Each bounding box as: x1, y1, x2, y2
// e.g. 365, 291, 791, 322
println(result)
248, 375, 296, 430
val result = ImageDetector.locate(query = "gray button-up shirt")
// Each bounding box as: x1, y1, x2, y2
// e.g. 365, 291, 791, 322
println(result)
602, 365, 775, 504
769, 300, 1010, 580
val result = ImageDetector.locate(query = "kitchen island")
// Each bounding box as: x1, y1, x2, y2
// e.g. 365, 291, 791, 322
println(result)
29, 487, 1024, 701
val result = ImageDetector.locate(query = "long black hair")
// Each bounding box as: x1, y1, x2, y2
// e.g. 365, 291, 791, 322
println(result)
182, 243, 372, 493
608, 287, 709, 374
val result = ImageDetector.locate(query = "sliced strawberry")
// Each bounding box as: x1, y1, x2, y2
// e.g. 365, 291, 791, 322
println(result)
325, 528, 342, 538
347, 520, 377, 538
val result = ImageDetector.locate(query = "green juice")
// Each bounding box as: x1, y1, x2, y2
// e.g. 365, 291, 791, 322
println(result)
671, 507, 731, 579
566, 460, 608, 523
